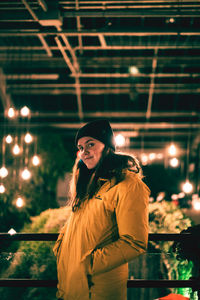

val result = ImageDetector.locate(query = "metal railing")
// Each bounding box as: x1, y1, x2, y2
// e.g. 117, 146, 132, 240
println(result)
0, 233, 199, 299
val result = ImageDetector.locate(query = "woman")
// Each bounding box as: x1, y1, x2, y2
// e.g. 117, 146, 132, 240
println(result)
53, 119, 150, 300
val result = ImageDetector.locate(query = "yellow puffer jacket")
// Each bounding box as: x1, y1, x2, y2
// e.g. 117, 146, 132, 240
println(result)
53, 170, 150, 300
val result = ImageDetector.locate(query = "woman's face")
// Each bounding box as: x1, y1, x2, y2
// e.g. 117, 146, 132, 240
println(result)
77, 136, 105, 169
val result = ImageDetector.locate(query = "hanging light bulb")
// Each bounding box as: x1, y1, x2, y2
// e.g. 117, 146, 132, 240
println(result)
32, 155, 40, 166
5, 134, 13, 144
169, 157, 179, 167
149, 153, 156, 161
141, 153, 148, 165
12, 144, 21, 155
7, 107, 16, 118
21, 168, 31, 180
20, 106, 30, 117
0, 184, 6, 193
168, 143, 177, 156
129, 66, 139, 75
115, 134, 126, 147
24, 133, 33, 144
16, 197, 25, 208
182, 180, 193, 194
0, 166, 8, 178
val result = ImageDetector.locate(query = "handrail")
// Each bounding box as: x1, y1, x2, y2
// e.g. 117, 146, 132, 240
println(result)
0, 279, 199, 288
0, 232, 199, 299
0, 232, 195, 241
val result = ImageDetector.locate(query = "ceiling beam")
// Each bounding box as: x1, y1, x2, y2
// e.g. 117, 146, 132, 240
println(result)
0, 121, 199, 130
0, 111, 197, 119
0, 29, 200, 36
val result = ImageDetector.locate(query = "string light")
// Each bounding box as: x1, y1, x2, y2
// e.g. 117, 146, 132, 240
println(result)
24, 133, 33, 144
149, 153, 156, 161
0, 166, 8, 178
5, 134, 13, 144
169, 157, 179, 167
0, 184, 6, 193
12, 144, 21, 155
182, 180, 193, 194
192, 195, 200, 211
141, 153, 148, 165
156, 153, 164, 159
21, 168, 31, 180
7, 107, 16, 118
32, 155, 40, 166
129, 66, 139, 75
115, 134, 126, 147
16, 197, 25, 208
168, 143, 177, 156
20, 106, 30, 117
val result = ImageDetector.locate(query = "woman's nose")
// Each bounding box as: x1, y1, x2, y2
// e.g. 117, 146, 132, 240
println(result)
83, 147, 89, 155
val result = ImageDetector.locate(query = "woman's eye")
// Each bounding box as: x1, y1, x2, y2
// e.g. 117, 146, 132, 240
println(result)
88, 143, 94, 148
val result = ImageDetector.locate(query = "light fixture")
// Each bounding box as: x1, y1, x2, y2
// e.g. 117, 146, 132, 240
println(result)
169, 157, 179, 167
115, 134, 126, 147
0, 166, 8, 178
16, 197, 25, 208
168, 143, 177, 156
32, 155, 40, 166
182, 180, 193, 194
129, 66, 139, 75
156, 153, 164, 159
8, 228, 17, 235
21, 168, 31, 180
7, 107, 16, 118
149, 153, 156, 161
12, 144, 21, 155
0, 184, 6, 193
24, 133, 33, 143
171, 194, 179, 201
20, 106, 30, 117
141, 153, 148, 165
5, 134, 13, 144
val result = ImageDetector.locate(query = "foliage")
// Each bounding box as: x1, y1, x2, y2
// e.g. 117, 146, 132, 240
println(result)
149, 200, 196, 299
0, 206, 71, 300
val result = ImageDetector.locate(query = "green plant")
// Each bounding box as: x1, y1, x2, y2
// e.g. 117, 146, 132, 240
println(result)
149, 200, 196, 299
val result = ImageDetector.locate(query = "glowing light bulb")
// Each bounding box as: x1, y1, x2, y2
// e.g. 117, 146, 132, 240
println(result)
24, 133, 33, 143
168, 144, 177, 156
7, 107, 16, 118
32, 155, 40, 166
115, 134, 125, 147
149, 153, 156, 161
21, 168, 31, 180
5, 134, 13, 144
129, 66, 139, 75
141, 153, 148, 165
8, 228, 16, 235
0, 166, 8, 178
13, 144, 21, 155
182, 180, 193, 194
0, 184, 5, 193
20, 106, 30, 117
16, 197, 24, 208
193, 201, 200, 211
157, 153, 163, 159
169, 157, 179, 167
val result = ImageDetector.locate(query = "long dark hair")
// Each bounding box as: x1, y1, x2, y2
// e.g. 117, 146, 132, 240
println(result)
70, 147, 142, 212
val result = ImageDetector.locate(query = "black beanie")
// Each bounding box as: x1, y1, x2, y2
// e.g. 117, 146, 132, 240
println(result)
75, 120, 115, 151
